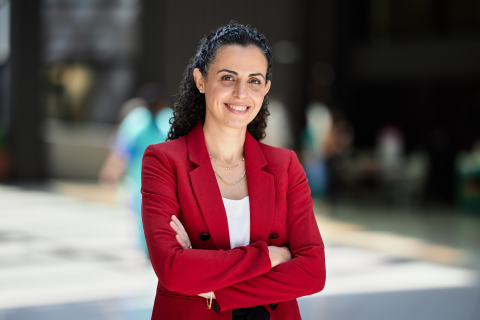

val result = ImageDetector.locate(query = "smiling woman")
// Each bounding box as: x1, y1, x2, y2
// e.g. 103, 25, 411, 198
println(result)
141, 21, 326, 320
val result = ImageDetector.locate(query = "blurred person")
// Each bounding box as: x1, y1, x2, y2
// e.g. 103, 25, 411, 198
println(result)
322, 108, 354, 203
300, 101, 332, 198
261, 96, 294, 149
99, 84, 173, 257
141, 22, 325, 319
456, 141, 480, 212
99, 96, 146, 185
376, 125, 404, 180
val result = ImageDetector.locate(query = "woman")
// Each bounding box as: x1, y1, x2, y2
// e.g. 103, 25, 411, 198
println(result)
141, 22, 326, 320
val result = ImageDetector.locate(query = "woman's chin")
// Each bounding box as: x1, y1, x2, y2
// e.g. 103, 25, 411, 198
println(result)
224, 118, 251, 130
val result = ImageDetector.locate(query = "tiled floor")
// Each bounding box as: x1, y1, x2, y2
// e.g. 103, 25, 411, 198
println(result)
1, 183, 479, 320
0, 184, 156, 312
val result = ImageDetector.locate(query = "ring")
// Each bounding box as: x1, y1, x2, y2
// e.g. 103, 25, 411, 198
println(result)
188, 245, 192, 249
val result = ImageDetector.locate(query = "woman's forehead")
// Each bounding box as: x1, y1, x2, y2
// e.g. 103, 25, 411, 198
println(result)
211, 45, 267, 74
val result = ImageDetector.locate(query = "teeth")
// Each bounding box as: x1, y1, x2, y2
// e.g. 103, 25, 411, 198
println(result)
227, 104, 248, 111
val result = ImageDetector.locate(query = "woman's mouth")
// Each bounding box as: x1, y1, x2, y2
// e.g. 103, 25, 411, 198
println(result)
224, 103, 251, 115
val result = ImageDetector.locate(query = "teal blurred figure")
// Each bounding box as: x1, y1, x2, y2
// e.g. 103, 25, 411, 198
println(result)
299, 101, 332, 199
99, 84, 172, 257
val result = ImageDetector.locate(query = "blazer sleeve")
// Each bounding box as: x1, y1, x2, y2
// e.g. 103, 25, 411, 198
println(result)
213, 150, 326, 311
141, 144, 272, 295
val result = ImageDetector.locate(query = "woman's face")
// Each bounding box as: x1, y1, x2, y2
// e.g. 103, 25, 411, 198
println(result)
193, 45, 271, 130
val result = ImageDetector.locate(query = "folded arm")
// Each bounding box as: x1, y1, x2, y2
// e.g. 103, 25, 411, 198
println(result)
169, 215, 293, 299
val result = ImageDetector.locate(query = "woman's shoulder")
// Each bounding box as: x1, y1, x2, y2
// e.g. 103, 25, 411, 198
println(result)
258, 142, 297, 169
144, 135, 188, 158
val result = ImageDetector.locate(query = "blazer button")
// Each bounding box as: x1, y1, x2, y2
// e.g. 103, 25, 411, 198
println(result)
269, 234, 279, 239
200, 233, 211, 241
270, 302, 279, 310
213, 303, 220, 313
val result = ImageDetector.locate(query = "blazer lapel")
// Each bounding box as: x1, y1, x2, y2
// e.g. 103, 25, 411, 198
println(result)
187, 119, 275, 250
244, 129, 275, 243
188, 120, 231, 250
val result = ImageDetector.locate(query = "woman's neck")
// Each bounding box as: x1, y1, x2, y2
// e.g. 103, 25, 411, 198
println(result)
203, 117, 246, 165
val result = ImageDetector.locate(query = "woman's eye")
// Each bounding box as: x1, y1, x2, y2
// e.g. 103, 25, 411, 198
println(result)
222, 75, 234, 81
250, 79, 261, 85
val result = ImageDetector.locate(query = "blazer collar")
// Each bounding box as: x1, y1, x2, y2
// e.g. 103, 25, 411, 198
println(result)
187, 119, 275, 250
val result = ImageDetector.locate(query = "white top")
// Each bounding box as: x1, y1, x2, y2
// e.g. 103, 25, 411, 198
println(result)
222, 196, 250, 249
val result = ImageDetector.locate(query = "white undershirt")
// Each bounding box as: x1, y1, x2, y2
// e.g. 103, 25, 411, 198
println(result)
222, 196, 250, 249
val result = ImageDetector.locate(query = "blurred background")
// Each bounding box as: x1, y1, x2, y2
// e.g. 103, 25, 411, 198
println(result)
1, 0, 480, 319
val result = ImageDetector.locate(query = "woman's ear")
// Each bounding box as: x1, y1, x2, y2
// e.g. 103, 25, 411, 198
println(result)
193, 68, 205, 93
264, 80, 271, 96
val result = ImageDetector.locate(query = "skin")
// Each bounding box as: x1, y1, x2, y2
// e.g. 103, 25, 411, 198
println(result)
168, 45, 292, 299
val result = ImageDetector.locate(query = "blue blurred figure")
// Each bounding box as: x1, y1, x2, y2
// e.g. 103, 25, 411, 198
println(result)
99, 83, 173, 257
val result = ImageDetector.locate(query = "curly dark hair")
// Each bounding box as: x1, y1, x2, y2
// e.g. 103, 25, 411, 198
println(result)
166, 21, 273, 141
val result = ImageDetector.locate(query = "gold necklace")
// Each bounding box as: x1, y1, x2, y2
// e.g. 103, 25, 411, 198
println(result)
209, 156, 244, 170
212, 166, 246, 186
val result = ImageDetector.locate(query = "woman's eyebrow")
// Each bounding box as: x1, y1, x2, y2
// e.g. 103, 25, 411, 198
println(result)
217, 69, 238, 75
248, 73, 265, 80
217, 69, 265, 80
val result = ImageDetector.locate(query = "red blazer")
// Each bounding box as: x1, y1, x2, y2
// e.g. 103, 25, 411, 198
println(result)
141, 119, 326, 320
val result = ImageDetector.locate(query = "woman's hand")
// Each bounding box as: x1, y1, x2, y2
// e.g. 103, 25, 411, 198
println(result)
198, 292, 216, 299
169, 215, 192, 249
268, 246, 292, 268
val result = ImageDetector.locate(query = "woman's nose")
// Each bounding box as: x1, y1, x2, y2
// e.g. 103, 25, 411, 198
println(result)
233, 80, 247, 99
